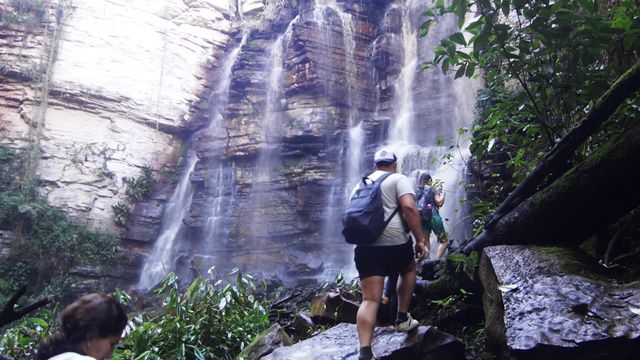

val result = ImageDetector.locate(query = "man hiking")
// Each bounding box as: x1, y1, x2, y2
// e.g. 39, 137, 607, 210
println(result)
416, 172, 448, 259
351, 149, 427, 360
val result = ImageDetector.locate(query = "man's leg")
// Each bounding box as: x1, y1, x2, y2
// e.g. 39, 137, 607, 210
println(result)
432, 215, 448, 260
436, 239, 449, 259
422, 221, 432, 260
394, 248, 419, 332
357, 275, 384, 352
396, 263, 416, 315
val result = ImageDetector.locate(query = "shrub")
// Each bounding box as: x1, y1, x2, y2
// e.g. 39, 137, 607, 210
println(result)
0, 307, 56, 359
0, 145, 117, 299
0, 272, 272, 359
112, 201, 130, 227
124, 166, 154, 202
114, 271, 271, 359
1, 0, 46, 29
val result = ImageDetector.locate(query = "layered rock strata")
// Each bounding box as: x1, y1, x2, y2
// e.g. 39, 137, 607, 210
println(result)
170, 0, 393, 281
0, 0, 241, 234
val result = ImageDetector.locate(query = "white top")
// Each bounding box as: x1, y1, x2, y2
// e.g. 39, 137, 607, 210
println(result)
48, 353, 96, 360
352, 170, 415, 246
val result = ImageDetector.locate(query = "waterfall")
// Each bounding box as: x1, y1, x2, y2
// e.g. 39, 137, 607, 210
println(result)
138, 151, 197, 289
137, 34, 247, 289
313, 0, 357, 116
203, 164, 237, 247
250, 17, 298, 243
313, 0, 364, 279
382, 0, 481, 254
136, 0, 481, 285
390, 0, 418, 144
202, 33, 248, 245
313, 1, 363, 191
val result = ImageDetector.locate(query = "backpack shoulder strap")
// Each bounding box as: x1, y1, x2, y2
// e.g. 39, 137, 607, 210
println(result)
376, 172, 400, 227
375, 172, 395, 184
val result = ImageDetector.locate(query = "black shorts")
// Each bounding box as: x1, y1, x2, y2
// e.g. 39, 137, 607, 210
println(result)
354, 241, 415, 280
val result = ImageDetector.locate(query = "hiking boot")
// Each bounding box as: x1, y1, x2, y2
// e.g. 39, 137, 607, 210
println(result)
394, 312, 419, 332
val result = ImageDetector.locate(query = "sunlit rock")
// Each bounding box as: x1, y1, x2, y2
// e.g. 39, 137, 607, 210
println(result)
262, 322, 464, 360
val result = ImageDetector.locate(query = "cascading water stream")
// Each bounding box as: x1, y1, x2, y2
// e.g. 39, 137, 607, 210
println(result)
251, 17, 297, 225
313, 0, 365, 278
137, 34, 247, 289
312, 1, 363, 190
202, 33, 248, 244
384, 0, 481, 255
390, 0, 418, 144
138, 151, 197, 289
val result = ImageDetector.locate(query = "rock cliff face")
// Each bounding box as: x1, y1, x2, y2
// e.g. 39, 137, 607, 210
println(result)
154, 0, 398, 285
1, 0, 476, 288
0, 0, 242, 233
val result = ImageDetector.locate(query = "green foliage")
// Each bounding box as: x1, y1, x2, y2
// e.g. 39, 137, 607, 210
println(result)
431, 289, 473, 311
1, 0, 46, 30
124, 166, 155, 202
333, 271, 361, 293
447, 251, 479, 279
112, 201, 131, 227
113, 270, 271, 360
0, 308, 56, 359
0, 145, 116, 299
469, 200, 495, 236
112, 165, 156, 226
422, 0, 640, 229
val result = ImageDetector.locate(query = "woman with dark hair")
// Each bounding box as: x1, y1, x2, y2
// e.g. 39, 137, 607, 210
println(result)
36, 293, 128, 360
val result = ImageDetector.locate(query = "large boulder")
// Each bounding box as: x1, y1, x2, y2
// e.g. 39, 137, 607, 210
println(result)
480, 245, 640, 359
237, 323, 292, 360
310, 290, 359, 324
262, 322, 464, 360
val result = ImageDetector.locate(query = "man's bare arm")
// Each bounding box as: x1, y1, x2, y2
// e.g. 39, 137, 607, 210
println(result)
399, 193, 428, 258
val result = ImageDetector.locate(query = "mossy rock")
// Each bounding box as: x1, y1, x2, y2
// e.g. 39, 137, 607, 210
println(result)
237, 323, 293, 360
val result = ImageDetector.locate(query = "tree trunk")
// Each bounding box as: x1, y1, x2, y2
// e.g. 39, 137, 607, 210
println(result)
485, 60, 640, 228
464, 121, 640, 253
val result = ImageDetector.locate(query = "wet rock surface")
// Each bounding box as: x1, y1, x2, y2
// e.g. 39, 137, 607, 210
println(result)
480, 245, 640, 359
262, 322, 464, 360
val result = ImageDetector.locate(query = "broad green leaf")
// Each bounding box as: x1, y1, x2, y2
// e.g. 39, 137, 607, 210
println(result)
419, 20, 433, 37
27, 317, 49, 327
442, 58, 450, 73
422, 8, 436, 17
473, 28, 489, 55
17, 203, 32, 214
455, 64, 467, 79
465, 62, 476, 77
501, 0, 509, 17
454, 0, 468, 27
450, 32, 467, 45
611, 15, 632, 30
465, 18, 484, 33
578, 0, 595, 13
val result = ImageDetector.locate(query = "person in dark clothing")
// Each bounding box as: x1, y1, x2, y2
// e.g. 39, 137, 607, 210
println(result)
416, 173, 448, 259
